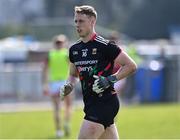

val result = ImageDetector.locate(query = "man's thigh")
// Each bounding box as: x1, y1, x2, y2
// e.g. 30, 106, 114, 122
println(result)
78, 119, 105, 139
99, 123, 119, 139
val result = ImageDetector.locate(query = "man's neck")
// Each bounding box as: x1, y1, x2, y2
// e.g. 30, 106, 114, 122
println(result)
82, 31, 96, 43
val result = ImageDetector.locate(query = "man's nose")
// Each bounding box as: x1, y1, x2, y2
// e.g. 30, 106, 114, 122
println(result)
76, 23, 80, 28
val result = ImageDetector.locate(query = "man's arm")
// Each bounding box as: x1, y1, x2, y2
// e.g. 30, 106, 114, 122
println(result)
60, 62, 78, 99
93, 50, 137, 94
113, 50, 137, 80
67, 62, 78, 84
42, 56, 49, 95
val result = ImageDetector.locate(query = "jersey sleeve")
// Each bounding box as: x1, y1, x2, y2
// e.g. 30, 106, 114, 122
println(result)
69, 47, 74, 63
103, 41, 121, 61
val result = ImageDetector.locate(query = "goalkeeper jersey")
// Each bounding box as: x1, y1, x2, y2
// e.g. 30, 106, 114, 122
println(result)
69, 34, 121, 104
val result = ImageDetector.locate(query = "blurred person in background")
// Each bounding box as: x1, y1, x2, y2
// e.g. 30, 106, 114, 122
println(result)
43, 34, 72, 138
122, 43, 142, 103
60, 5, 137, 139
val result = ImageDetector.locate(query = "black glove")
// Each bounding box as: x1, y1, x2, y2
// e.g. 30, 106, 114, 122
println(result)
92, 75, 118, 94
60, 83, 73, 100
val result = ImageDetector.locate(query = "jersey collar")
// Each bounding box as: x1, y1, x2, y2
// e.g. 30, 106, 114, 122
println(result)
90, 33, 97, 41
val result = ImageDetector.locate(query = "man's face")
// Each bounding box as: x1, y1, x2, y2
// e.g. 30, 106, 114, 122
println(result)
55, 41, 64, 49
74, 13, 94, 38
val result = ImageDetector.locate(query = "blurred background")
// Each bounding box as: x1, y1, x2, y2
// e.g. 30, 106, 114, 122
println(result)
0, 0, 180, 138
0, 0, 180, 103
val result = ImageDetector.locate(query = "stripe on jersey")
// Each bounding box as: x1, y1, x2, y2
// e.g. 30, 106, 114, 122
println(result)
74, 39, 81, 45
96, 36, 109, 43
95, 36, 109, 45
98, 62, 112, 76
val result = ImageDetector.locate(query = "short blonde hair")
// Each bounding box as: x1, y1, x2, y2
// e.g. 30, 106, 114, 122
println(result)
74, 5, 97, 19
53, 34, 67, 43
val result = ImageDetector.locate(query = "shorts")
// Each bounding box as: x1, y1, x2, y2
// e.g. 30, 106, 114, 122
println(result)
84, 94, 120, 129
49, 80, 66, 95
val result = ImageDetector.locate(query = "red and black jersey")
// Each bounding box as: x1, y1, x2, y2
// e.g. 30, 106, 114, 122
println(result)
69, 34, 121, 103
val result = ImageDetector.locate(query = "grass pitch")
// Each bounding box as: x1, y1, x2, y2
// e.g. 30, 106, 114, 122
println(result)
0, 103, 180, 139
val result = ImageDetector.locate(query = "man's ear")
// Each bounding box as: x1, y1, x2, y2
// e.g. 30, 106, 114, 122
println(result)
91, 17, 96, 26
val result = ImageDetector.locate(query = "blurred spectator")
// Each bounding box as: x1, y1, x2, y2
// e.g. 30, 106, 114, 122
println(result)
43, 34, 72, 138
123, 43, 142, 103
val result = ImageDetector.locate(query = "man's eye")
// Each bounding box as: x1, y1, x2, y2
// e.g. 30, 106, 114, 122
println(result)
75, 20, 84, 23
79, 20, 83, 23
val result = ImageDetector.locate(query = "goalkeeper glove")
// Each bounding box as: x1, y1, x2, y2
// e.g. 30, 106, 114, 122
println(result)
92, 75, 118, 94
60, 83, 73, 100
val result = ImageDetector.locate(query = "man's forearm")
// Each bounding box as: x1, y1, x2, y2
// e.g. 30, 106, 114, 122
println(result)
67, 75, 78, 86
60, 75, 78, 99
114, 63, 137, 81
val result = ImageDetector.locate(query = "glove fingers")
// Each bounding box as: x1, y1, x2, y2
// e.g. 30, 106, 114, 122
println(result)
93, 79, 99, 85
97, 88, 103, 93
92, 75, 109, 94
60, 86, 64, 94
92, 79, 100, 89
92, 76, 105, 94
92, 83, 104, 93
59, 86, 65, 100
93, 75, 99, 79
92, 86, 103, 93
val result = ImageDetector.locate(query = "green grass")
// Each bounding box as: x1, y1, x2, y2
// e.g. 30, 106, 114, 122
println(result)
0, 103, 180, 139
117, 103, 180, 139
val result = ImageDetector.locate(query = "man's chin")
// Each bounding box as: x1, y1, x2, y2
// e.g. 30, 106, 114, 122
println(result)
78, 34, 85, 38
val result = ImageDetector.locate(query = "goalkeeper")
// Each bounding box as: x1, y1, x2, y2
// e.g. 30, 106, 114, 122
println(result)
60, 5, 137, 139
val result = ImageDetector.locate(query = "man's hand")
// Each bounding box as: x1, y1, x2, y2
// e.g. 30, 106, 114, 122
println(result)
92, 75, 118, 94
60, 83, 73, 100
